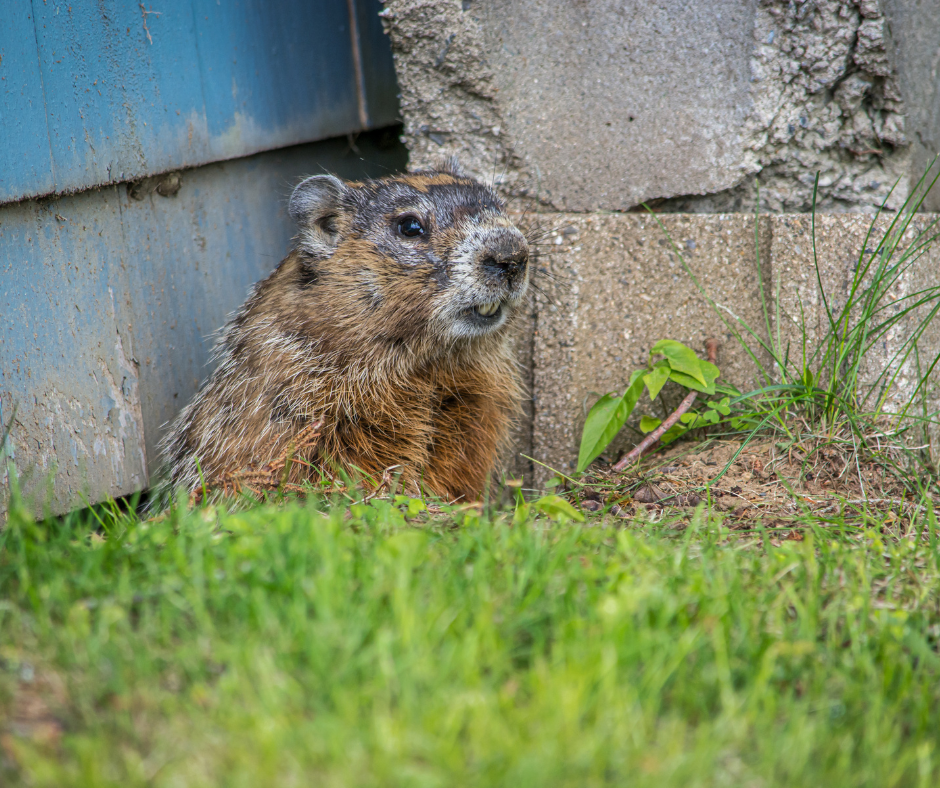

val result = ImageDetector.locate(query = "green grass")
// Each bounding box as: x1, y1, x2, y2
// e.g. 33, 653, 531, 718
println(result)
634, 164, 940, 494
3, 493, 940, 787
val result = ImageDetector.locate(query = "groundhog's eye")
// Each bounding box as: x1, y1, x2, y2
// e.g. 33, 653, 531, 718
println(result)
396, 215, 426, 238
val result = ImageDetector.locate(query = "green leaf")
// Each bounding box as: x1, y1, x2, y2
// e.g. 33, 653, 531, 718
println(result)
578, 394, 624, 472
668, 369, 716, 395
651, 340, 707, 386
681, 409, 721, 431
644, 364, 670, 401
534, 495, 585, 523
577, 371, 644, 472
714, 396, 731, 416
394, 495, 427, 518
639, 415, 662, 433
407, 498, 427, 517
700, 360, 720, 386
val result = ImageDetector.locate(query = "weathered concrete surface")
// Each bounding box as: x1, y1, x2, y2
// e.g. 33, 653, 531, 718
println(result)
525, 212, 940, 484
530, 214, 773, 481
668, 0, 916, 213
770, 213, 940, 412
505, 300, 536, 483
378, 1, 519, 191
882, 0, 940, 213
383, 0, 939, 213
470, 0, 759, 210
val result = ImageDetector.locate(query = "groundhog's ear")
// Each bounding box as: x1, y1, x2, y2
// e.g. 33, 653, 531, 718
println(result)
289, 175, 347, 254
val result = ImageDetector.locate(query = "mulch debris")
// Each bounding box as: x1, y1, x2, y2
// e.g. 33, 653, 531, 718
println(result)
575, 436, 919, 531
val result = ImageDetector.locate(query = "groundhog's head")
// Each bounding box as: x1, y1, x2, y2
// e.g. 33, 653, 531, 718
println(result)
286, 162, 529, 354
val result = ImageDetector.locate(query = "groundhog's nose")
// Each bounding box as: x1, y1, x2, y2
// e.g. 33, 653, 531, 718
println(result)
480, 233, 529, 280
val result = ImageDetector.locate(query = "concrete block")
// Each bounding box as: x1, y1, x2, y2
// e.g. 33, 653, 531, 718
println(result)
524, 211, 940, 482
882, 0, 940, 213
530, 213, 772, 481
383, 0, 939, 213
770, 213, 940, 413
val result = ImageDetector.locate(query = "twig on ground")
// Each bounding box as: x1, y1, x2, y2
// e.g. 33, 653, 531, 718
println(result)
613, 338, 720, 472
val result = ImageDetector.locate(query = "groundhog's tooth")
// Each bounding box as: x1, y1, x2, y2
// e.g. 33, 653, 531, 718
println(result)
477, 302, 499, 317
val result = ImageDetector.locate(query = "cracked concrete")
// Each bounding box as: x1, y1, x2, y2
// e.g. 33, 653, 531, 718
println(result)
668, 0, 913, 213
382, 0, 940, 212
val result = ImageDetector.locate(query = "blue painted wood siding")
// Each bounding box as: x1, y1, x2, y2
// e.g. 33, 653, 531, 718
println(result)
1, 135, 406, 514
0, 0, 403, 515
0, 0, 398, 205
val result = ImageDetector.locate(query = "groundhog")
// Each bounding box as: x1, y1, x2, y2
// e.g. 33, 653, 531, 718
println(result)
161, 161, 530, 502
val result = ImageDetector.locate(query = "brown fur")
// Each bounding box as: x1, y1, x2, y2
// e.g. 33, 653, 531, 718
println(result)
161, 169, 529, 501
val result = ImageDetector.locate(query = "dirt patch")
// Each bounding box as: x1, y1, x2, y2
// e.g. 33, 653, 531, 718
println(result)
574, 434, 917, 533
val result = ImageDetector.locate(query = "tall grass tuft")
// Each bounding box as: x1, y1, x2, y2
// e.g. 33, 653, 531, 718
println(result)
649, 159, 940, 487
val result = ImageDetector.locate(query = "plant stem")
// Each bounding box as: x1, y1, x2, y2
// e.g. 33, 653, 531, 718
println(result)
613, 339, 719, 471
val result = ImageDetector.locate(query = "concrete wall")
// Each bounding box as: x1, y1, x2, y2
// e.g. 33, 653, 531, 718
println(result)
527, 212, 939, 481
382, 0, 940, 213
380, 0, 940, 481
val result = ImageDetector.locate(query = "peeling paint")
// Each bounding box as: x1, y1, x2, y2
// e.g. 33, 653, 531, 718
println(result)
1, 130, 408, 517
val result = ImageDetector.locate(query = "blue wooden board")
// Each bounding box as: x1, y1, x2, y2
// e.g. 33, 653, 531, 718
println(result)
0, 5, 55, 200
0, 0, 398, 205
0, 0, 404, 514
0, 189, 148, 513
1, 132, 407, 514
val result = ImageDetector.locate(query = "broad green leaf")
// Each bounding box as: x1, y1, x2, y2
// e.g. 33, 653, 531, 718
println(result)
640, 415, 662, 433
699, 360, 720, 386
714, 396, 731, 416
406, 498, 427, 517
644, 363, 671, 401
668, 369, 716, 395
577, 370, 644, 472
680, 412, 697, 424
578, 394, 624, 473
534, 495, 585, 523
622, 369, 646, 411
651, 340, 707, 386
